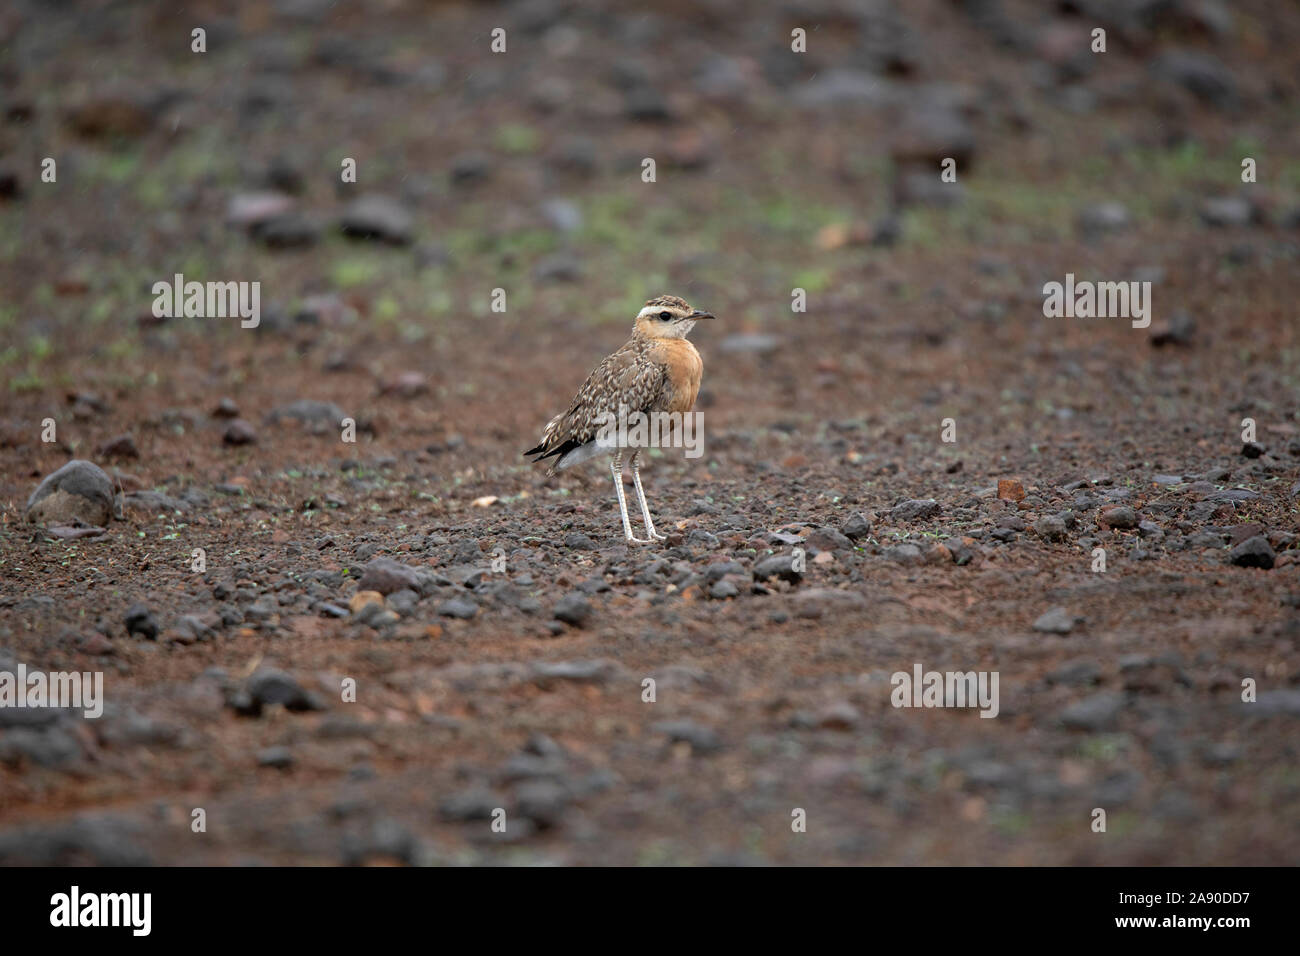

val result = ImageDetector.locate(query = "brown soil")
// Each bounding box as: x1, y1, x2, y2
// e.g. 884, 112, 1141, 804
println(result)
0, 0, 1297, 865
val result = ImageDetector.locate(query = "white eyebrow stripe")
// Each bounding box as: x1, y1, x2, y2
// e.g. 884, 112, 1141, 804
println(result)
637, 305, 664, 318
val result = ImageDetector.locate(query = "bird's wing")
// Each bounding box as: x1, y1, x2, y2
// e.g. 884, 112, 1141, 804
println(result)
527, 343, 668, 458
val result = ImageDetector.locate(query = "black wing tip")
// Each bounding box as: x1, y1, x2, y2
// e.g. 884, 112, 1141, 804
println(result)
524, 438, 581, 465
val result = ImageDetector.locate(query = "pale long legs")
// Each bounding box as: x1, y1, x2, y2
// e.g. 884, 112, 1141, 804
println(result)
610, 451, 641, 543
630, 450, 666, 541
610, 451, 662, 544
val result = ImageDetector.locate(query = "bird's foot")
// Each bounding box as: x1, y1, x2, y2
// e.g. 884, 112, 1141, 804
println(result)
624, 533, 662, 546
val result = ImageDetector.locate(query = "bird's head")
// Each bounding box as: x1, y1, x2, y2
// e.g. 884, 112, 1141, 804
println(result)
633, 294, 715, 340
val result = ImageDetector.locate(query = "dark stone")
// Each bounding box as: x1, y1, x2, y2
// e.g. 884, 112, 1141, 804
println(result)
124, 604, 159, 640
753, 555, 802, 584
1228, 536, 1274, 569
25, 460, 116, 527
553, 591, 591, 626
889, 498, 940, 522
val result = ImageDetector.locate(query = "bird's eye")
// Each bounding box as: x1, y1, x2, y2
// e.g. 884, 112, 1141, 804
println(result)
658, 311, 672, 321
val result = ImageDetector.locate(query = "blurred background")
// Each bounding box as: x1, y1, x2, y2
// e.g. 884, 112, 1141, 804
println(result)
0, 0, 1296, 865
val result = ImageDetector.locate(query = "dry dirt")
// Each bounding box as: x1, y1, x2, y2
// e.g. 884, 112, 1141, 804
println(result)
0, 0, 1297, 865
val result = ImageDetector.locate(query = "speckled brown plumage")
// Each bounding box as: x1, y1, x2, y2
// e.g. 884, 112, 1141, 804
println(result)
525, 295, 710, 475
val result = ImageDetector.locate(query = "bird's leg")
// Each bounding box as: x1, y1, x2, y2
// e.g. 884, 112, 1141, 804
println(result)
630, 450, 667, 541
611, 451, 648, 544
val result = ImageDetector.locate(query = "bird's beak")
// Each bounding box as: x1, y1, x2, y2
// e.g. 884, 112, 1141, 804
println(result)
688, 310, 715, 320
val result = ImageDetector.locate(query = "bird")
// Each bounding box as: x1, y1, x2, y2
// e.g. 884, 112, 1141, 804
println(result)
524, 294, 714, 544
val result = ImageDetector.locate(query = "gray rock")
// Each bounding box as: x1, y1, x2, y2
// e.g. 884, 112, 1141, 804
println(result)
437, 597, 479, 619
386, 589, 419, 616
1200, 196, 1254, 228
1151, 50, 1238, 109
245, 668, 323, 713
891, 92, 975, 167
354, 602, 398, 628
124, 604, 159, 640
792, 589, 868, 619
222, 419, 258, 445
884, 543, 923, 565
1150, 311, 1196, 347
686, 528, 719, 548
1253, 690, 1300, 717
25, 460, 116, 527
817, 701, 860, 730
945, 537, 978, 565
532, 659, 622, 685
540, 198, 582, 233
257, 746, 294, 769
0, 817, 152, 866
553, 591, 591, 626
1046, 660, 1101, 686
1033, 606, 1078, 634
653, 719, 722, 754
499, 753, 566, 783
0, 726, 81, 769
357, 557, 422, 595
266, 399, 346, 431
807, 526, 854, 552
623, 84, 672, 121
793, 69, 893, 109
703, 561, 745, 583
226, 191, 293, 228
841, 512, 873, 540
0, 702, 64, 729
753, 555, 802, 584
514, 779, 570, 829
1095, 769, 1142, 806
439, 788, 504, 822
1076, 201, 1130, 236
450, 152, 494, 184
173, 614, 217, 643
1098, 505, 1138, 530
244, 595, 280, 623
1208, 488, 1259, 503
1034, 514, 1068, 542
533, 252, 582, 283
1060, 693, 1124, 731
1138, 521, 1165, 540
252, 213, 320, 249
1228, 535, 1275, 569
890, 498, 940, 522
564, 532, 597, 551
339, 194, 413, 244
709, 578, 739, 600
894, 169, 963, 208
122, 489, 188, 513
96, 434, 138, 459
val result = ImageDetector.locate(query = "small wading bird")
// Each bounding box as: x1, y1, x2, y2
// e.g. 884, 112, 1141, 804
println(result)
525, 295, 714, 544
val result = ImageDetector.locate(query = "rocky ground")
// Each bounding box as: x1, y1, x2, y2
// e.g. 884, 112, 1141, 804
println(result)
0, 0, 1297, 865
